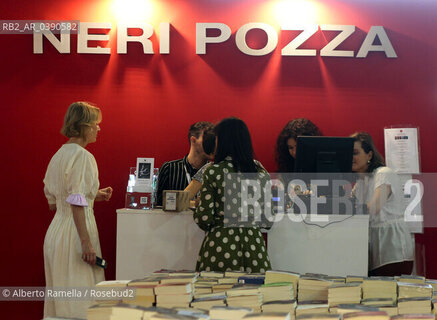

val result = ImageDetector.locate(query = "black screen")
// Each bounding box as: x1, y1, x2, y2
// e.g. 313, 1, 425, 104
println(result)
294, 136, 354, 173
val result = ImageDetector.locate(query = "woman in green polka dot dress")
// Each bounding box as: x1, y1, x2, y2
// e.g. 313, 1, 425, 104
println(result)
194, 117, 272, 273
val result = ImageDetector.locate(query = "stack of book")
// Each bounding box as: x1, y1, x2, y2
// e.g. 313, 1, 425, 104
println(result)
397, 297, 432, 315
124, 278, 158, 307
296, 314, 340, 320
109, 304, 150, 320
95, 280, 130, 305
86, 303, 118, 320
265, 271, 300, 300
342, 311, 390, 320
398, 282, 433, 300
242, 312, 292, 320
154, 282, 193, 308
327, 283, 361, 307
345, 276, 364, 284
194, 278, 217, 296
209, 306, 253, 320
226, 284, 263, 312
260, 283, 294, 303
295, 301, 329, 317
190, 292, 226, 310
391, 315, 436, 320
334, 304, 379, 315
396, 275, 426, 284
425, 279, 437, 299
362, 277, 397, 305
200, 271, 224, 279
298, 276, 333, 302
213, 277, 238, 293
261, 300, 296, 315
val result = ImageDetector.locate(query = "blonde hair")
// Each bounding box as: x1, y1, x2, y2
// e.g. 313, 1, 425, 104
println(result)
61, 102, 101, 139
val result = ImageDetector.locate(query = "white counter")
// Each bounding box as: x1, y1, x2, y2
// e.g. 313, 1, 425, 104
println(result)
267, 214, 369, 277
116, 209, 204, 280
116, 209, 370, 279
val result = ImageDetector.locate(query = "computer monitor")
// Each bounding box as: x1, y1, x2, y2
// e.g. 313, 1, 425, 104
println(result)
294, 136, 354, 173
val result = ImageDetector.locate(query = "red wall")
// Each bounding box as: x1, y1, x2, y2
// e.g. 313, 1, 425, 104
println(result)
1, 0, 436, 318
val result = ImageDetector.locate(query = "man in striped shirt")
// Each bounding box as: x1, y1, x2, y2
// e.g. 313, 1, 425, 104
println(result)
156, 121, 214, 206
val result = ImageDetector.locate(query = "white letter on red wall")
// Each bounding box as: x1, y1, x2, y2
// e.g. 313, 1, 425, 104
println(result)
281, 25, 318, 56
236, 23, 278, 56
78, 22, 111, 54
320, 25, 355, 57
159, 23, 170, 54
196, 23, 231, 54
356, 26, 397, 58
33, 31, 70, 54
117, 23, 154, 54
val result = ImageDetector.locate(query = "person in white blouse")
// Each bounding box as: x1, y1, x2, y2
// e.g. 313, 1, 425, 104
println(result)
43, 102, 113, 319
351, 132, 414, 276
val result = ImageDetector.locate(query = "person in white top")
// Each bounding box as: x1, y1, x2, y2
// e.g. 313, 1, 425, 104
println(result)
351, 132, 414, 276
43, 102, 113, 319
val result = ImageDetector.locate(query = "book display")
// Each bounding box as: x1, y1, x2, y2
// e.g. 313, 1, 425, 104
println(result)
86, 271, 437, 320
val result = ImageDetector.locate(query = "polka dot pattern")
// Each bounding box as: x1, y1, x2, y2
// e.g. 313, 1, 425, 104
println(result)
194, 159, 272, 273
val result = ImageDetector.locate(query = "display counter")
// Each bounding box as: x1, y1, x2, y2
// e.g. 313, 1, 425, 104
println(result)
116, 208, 204, 280
116, 209, 370, 279
268, 214, 369, 277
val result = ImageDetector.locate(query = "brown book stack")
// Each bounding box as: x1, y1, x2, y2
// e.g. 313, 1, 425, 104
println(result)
124, 279, 157, 307
323, 276, 345, 284
334, 304, 379, 315
190, 292, 226, 310
361, 298, 396, 307
396, 275, 426, 284
327, 283, 361, 307
345, 276, 364, 284
425, 280, 437, 299
194, 277, 217, 296
261, 300, 296, 318
397, 297, 432, 315
265, 271, 300, 300
154, 282, 193, 308
398, 282, 433, 300
295, 301, 329, 317
298, 277, 333, 302
242, 312, 292, 320
86, 303, 118, 320
109, 303, 149, 320
260, 283, 294, 303
377, 305, 399, 317
362, 277, 397, 305
296, 314, 340, 320
226, 284, 263, 312
213, 279, 237, 293
342, 311, 390, 320
391, 314, 436, 320
200, 271, 225, 279
225, 271, 248, 278
209, 306, 254, 320
94, 280, 130, 305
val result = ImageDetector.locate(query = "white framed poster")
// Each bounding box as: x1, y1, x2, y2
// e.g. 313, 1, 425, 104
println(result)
136, 157, 154, 186
384, 127, 420, 174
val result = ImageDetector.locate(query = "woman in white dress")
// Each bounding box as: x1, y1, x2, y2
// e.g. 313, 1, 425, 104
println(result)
351, 132, 414, 276
43, 102, 113, 319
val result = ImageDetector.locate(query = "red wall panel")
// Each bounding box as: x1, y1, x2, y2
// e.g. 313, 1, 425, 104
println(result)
1, 0, 436, 318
